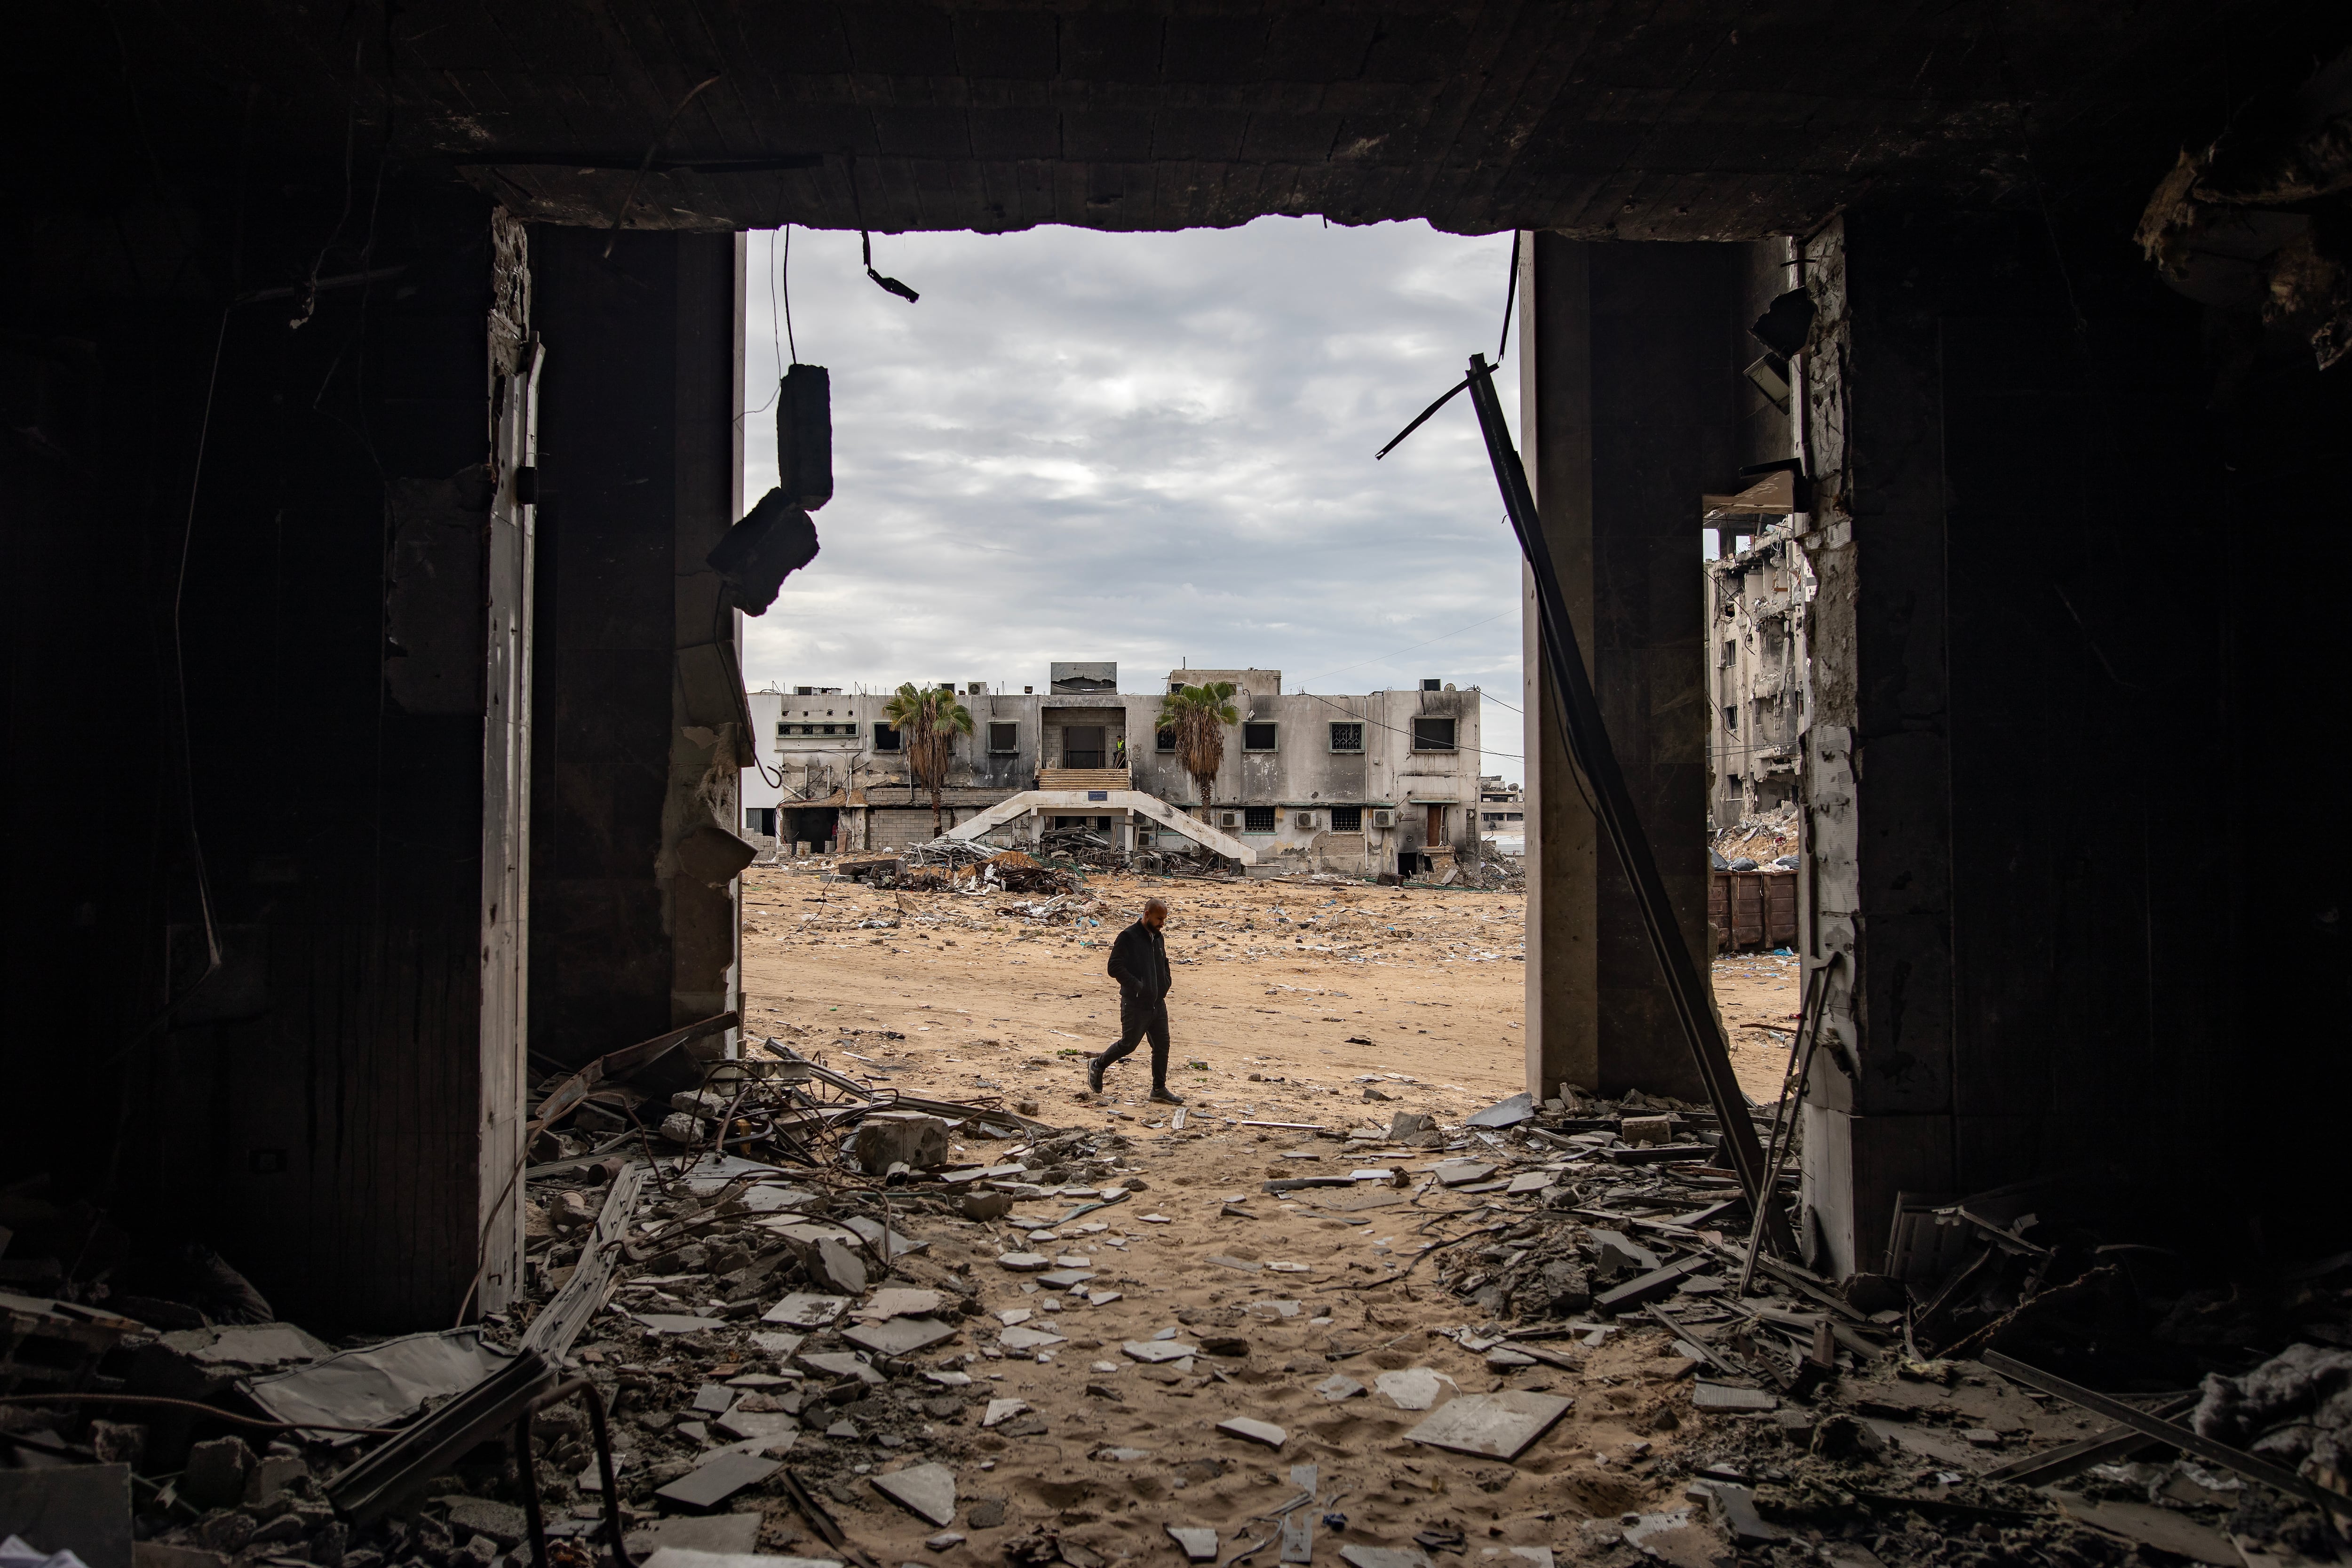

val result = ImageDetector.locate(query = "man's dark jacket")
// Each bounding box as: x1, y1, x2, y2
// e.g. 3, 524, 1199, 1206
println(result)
1106, 920, 1171, 1001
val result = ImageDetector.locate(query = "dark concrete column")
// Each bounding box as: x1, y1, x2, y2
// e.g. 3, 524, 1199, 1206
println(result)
532, 230, 747, 1071
1521, 235, 1732, 1102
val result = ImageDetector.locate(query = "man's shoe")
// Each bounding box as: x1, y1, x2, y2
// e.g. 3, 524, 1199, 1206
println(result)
1148, 1086, 1184, 1106
1086, 1058, 1105, 1094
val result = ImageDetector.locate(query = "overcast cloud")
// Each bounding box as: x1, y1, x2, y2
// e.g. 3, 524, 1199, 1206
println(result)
739, 217, 1528, 782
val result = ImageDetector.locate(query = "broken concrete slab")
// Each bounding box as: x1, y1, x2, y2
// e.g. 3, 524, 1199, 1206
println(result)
762, 1294, 849, 1328
1386, 1113, 1436, 1140
1692, 1383, 1779, 1413
1339, 1549, 1433, 1568
1403, 1391, 1574, 1461
981, 1398, 1029, 1429
857, 1288, 945, 1320
1216, 1417, 1287, 1449
712, 1410, 799, 1446
994, 1252, 1051, 1272
1121, 1339, 1199, 1364
1465, 1093, 1535, 1129
622, 1513, 764, 1558
1697, 1482, 1785, 1546
1373, 1369, 1458, 1411
841, 1317, 958, 1357
793, 1237, 868, 1296
1036, 1269, 1095, 1289
2052, 1492, 2242, 1566
998, 1327, 1066, 1352
870, 1462, 957, 1528
1619, 1114, 1675, 1146
1315, 1375, 1367, 1401
1166, 1526, 1218, 1563
653, 1452, 782, 1511
636, 1550, 844, 1568
179, 1438, 255, 1510
1432, 1162, 1496, 1187
795, 1351, 883, 1385
692, 1383, 736, 1414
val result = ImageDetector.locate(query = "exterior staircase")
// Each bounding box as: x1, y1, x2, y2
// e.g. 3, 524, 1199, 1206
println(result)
946, 788, 1256, 864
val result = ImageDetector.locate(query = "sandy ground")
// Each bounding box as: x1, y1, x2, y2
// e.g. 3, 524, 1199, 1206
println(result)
740, 868, 1800, 1110
714, 868, 1805, 1560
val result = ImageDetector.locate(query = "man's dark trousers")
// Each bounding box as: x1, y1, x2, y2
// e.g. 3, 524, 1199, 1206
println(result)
1096, 991, 1170, 1084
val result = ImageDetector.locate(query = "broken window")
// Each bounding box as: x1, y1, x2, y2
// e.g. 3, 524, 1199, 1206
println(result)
1331, 804, 1363, 831
1722, 706, 1738, 732
1328, 721, 1364, 753
873, 723, 903, 752
1155, 727, 1176, 754
1243, 805, 1277, 833
1242, 722, 1278, 752
987, 721, 1018, 754
1411, 716, 1456, 751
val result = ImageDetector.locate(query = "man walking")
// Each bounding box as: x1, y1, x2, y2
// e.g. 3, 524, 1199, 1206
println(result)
1088, 898, 1182, 1103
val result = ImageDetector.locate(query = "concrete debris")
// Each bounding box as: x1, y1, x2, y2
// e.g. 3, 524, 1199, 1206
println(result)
868, 1462, 957, 1527
1165, 1525, 1218, 1562
1403, 1391, 1574, 1460
1214, 1417, 1287, 1449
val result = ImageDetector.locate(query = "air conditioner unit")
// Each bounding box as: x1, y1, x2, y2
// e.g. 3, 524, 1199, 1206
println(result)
1220, 812, 1239, 828
1294, 811, 1317, 829
1372, 810, 1394, 828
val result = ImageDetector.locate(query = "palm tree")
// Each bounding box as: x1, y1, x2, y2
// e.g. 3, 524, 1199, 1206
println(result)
882, 683, 974, 837
1157, 681, 1240, 819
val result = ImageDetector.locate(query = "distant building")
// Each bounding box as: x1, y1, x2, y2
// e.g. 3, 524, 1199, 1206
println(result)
1705, 530, 1815, 826
740, 664, 1487, 876
1477, 774, 1526, 857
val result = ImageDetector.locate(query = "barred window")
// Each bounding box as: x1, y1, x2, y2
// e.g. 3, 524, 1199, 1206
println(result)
1155, 728, 1176, 753
1243, 805, 1277, 833
1331, 805, 1363, 831
1328, 721, 1364, 753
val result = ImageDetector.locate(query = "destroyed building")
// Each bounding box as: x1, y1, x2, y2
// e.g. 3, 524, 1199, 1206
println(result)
5, 4, 2352, 1563
1705, 532, 1814, 828
734, 665, 1487, 874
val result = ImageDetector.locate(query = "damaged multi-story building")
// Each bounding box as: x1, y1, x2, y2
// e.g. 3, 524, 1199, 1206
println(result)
8, 2, 2345, 1336
740, 664, 1486, 876
1704, 530, 1814, 826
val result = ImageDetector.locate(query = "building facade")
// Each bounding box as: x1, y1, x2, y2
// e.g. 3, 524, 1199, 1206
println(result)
1705, 531, 1815, 827
743, 663, 1486, 876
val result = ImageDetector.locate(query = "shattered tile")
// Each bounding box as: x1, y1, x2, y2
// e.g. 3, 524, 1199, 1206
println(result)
871, 1462, 958, 1528
995, 1253, 1051, 1272
999, 1326, 1067, 1351
762, 1294, 849, 1328
1167, 1527, 1219, 1563
1216, 1417, 1287, 1449
858, 1288, 945, 1320
1315, 1375, 1367, 1401
1403, 1391, 1574, 1461
981, 1399, 1028, 1428
1373, 1368, 1458, 1411
653, 1451, 781, 1510
842, 1317, 959, 1357
1121, 1339, 1199, 1364
1691, 1383, 1778, 1413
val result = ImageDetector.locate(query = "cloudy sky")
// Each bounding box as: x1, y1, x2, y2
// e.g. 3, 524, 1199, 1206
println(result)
739, 217, 1529, 783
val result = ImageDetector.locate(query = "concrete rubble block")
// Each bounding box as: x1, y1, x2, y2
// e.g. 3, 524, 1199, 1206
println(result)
1315, 1375, 1367, 1402
1404, 1391, 1575, 1461
180, 1436, 256, 1510
1620, 1115, 1674, 1147
660, 1112, 710, 1145
1694, 1481, 1785, 1546
1215, 1417, 1287, 1449
998, 1327, 1066, 1352
870, 1462, 957, 1528
981, 1399, 1028, 1429
855, 1115, 950, 1177
994, 1252, 1051, 1273
965, 1498, 1007, 1529
239, 1453, 307, 1508
1433, 1163, 1496, 1188
1385, 1113, 1435, 1140
1121, 1340, 1198, 1364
